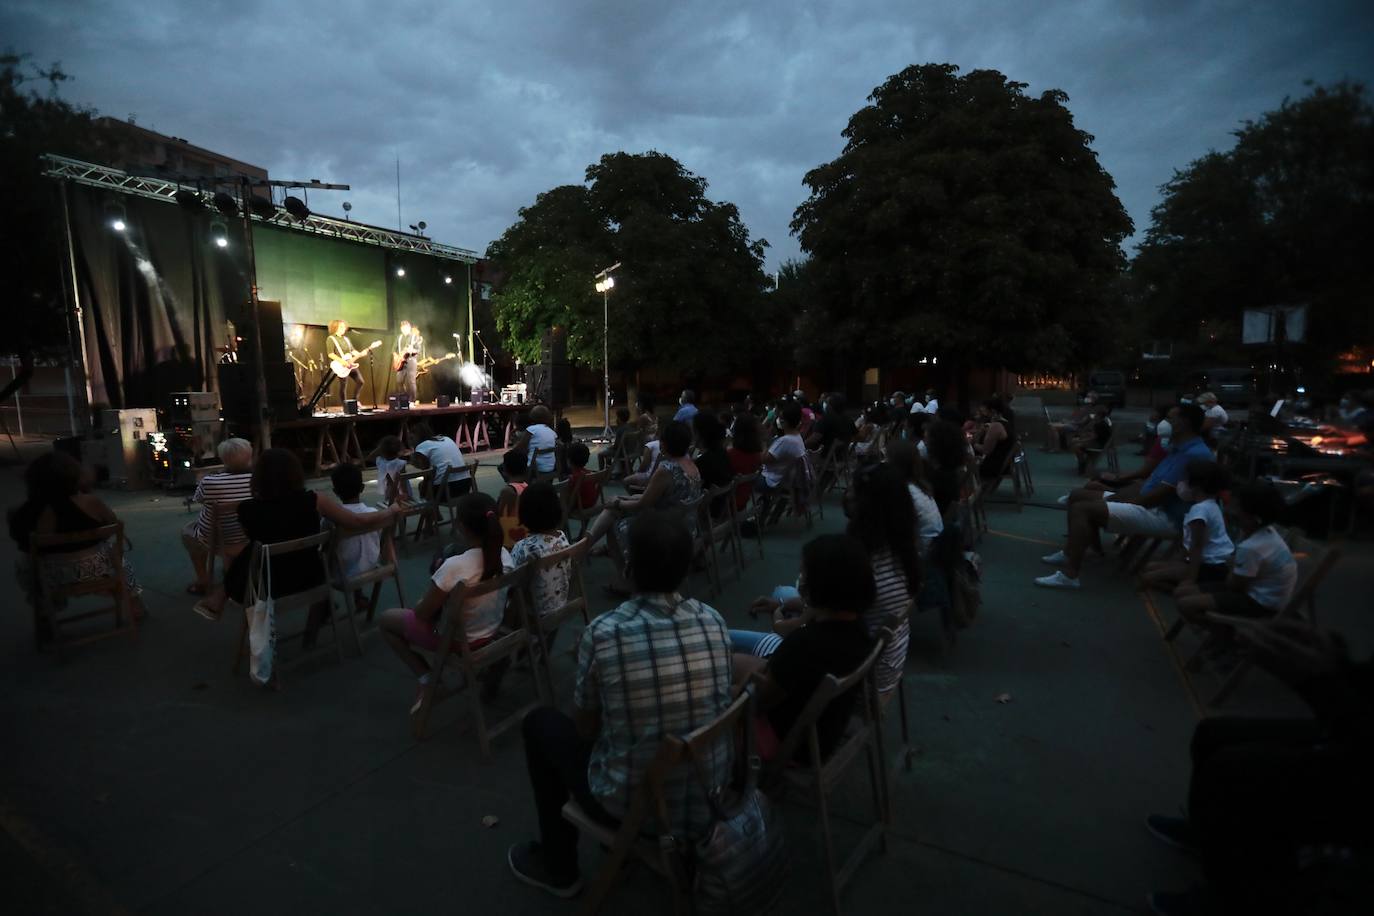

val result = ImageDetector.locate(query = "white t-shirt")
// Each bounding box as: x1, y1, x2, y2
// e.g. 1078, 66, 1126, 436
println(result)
332, 503, 382, 580
414, 436, 469, 486
432, 546, 516, 642
1232, 526, 1297, 611
763, 432, 806, 487
923, 399, 939, 414
526, 423, 557, 472
376, 457, 410, 502
1205, 404, 1229, 427
1182, 499, 1234, 565
907, 483, 944, 551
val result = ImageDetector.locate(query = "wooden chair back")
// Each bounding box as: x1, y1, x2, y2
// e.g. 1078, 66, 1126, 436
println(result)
765, 637, 884, 781
523, 538, 592, 696
612, 430, 642, 476
326, 516, 405, 654
732, 471, 766, 559
233, 530, 340, 676
29, 522, 134, 652
564, 467, 611, 539
389, 468, 437, 540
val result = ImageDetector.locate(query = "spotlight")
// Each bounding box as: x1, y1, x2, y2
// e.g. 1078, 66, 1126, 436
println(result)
283, 195, 310, 221
175, 188, 205, 212
111, 218, 127, 232
104, 198, 127, 232
213, 192, 239, 217
210, 219, 229, 248
342, 201, 353, 220
395, 266, 406, 277
444, 275, 452, 285
248, 195, 277, 219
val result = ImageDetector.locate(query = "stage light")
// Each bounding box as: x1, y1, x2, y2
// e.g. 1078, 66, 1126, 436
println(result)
210, 220, 229, 248
213, 192, 239, 217
104, 197, 127, 232
342, 201, 353, 220
248, 195, 277, 219
283, 195, 310, 221
395, 266, 406, 277
444, 275, 452, 285
111, 218, 127, 232
175, 188, 205, 212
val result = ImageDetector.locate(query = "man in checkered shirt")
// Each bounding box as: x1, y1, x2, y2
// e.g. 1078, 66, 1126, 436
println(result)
508, 513, 733, 899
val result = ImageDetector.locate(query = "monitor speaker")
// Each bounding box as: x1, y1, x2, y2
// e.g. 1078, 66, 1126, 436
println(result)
437, 395, 452, 408
540, 326, 567, 365
217, 363, 299, 424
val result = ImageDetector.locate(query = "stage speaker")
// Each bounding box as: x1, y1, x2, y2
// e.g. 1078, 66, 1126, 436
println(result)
540, 326, 567, 365
437, 395, 452, 408
388, 394, 411, 411
230, 299, 287, 367
343, 399, 359, 416
531, 362, 570, 409
218, 363, 299, 424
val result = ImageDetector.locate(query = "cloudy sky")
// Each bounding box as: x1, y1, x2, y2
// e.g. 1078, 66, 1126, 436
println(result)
6, 0, 1372, 270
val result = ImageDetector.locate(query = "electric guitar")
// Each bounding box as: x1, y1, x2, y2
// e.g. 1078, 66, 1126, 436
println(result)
415, 353, 458, 377
329, 340, 382, 378
391, 339, 425, 372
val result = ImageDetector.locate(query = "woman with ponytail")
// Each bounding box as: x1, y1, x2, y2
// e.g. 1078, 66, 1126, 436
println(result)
379, 492, 513, 710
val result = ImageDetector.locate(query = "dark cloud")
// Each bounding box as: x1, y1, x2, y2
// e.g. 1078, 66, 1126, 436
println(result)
6, 0, 1373, 268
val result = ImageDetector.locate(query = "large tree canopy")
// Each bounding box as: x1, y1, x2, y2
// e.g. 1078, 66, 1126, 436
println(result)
1132, 81, 1374, 366
791, 63, 1132, 379
486, 151, 774, 378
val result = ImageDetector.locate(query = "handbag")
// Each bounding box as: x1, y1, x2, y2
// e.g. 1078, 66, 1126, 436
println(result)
243, 545, 276, 686
686, 689, 789, 915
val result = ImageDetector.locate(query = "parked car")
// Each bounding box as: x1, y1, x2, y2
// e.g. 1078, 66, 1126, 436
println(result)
1083, 370, 1127, 407
1178, 367, 1258, 408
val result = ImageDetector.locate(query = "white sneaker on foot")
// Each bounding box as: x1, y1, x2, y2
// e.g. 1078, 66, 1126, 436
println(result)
1041, 550, 1068, 566
1035, 571, 1080, 589
1057, 494, 1070, 505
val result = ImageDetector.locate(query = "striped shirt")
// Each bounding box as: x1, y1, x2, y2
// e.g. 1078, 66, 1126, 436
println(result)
866, 548, 914, 693
575, 593, 734, 840
191, 472, 254, 544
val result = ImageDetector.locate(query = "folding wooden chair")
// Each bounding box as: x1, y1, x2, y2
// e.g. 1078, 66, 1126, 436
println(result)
1013, 436, 1034, 495
1083, 424, 1119, 475
732, 471, 766, 561
410, 563, 542, 756
325, 519, 405, 655
29, 522, 136, 654
232, 531, 342, 677
879, 601, 915, 772
980, 441, 1025, 511
562, 689, 754, 916
430, 459, 479, 534
702, 480, 745, 586
763, 455, 815, 529
388, 468, 438, 541
563, 467, 610, 540
813, 441, 847, 499
523, 538, 592, 689
762, 639, 888, 916
606, 429, 642, 478
529, 446, 557, 484
959, 459, 988, 536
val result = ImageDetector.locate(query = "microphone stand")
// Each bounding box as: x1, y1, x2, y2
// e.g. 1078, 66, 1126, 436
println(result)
474, 329, 493, 403
452, 332, 464, 403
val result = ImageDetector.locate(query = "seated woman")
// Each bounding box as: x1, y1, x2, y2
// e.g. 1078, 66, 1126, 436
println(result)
921, 420, 966, 517
884, 440, 945, 555
379, 492, 514, 711
731, 533, 877, 761
973, 399, 1012, 482
182, 437, 254, 595
9, 449, 146, 626
727, 413, 766, 512
581, 420, 701, 592
193, 449, 395, 622
692, 410, 734, 519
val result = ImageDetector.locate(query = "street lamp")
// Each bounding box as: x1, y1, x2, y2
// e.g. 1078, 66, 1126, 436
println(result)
593, 262, 621, 439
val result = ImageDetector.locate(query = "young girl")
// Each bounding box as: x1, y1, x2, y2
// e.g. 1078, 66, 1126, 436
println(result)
378, 492, 514, 712
497, 450, 530, 548
1174, 480, 1298, 627
371, 435, 411, 504
509, 482, 571, 626
1141, 460, 1234, 593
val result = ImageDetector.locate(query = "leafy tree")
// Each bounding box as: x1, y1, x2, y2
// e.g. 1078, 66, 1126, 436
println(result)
486, 151, 774, 399
1132, 81, 1374, 368
791, 63, 1132, 399
1, 54, 111, 352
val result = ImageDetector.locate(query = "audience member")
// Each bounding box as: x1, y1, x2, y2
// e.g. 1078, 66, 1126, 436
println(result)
1036, 404, 1212, 590
1070, 403, 1114, 475
1140, 460, 1233, 594
510, 482, 572, 625
758, 402, 807, 497
371, 434, 412, 502
508, 513, 732, 898
885, 440, 945, 554
514, 405, 558, 476
379, 492, 514, 711
922, 419, 967, 516
325, 463, 382, 591
973, 399, 1013, 481
693, 410, 733, 517
853, 403, 887, 457
554, 417, 574, 476
844, 461, 918, 695
808, 393, 853, 455
9, 449, 146, 624
1197, 391, 1229, 438
498, 450, 531, 548
565, 442, 601, 511
727, 413, 765, 511
922, 389, 940, 414
193, 449, 392, 622
672, 389, 699, 423
730, 533, 876, 761
406, 422, 472, 498
182, 437, 254, 594
596, 406, 632, 472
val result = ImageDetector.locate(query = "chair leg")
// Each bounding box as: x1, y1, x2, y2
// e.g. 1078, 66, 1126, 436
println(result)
342, 588, 364, 657
1163, 614, 1187, 642
1209, 659, 1252, 706
897, 679, 913, 771
232, 610, 248, 674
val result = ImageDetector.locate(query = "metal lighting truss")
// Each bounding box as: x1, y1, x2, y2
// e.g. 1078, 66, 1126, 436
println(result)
41, 154, 479, 263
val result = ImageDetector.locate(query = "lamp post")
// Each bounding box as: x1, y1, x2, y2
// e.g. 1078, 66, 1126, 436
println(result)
594, 262, 621, 439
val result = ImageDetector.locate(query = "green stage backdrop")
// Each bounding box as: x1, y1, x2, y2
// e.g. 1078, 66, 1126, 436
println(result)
253, 225, 388, 328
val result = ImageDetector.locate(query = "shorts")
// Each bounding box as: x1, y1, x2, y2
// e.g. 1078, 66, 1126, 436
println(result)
1104, 502, 1177, 538
400, 608, 493, 653
1202, 585, 1272, 618
1197, 562, 1229, 584
730, 629, 783, 657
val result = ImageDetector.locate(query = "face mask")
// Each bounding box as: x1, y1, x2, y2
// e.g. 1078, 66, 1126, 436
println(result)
1176, 481, 1194, 502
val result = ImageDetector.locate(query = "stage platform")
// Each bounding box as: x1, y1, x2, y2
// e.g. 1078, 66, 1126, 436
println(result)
270, 402, 522, 473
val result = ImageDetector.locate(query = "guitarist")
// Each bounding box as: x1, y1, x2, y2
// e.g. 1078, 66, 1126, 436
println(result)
393, 320, 424, 403
326, 319, 366, 403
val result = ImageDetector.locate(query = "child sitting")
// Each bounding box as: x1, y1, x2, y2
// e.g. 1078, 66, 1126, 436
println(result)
1141, 460, 1234, 593
510, 482, 572, 639
1174, 480, 1298, 629
370, 435, 411, 504
497, 449, 530, 549
566, 442, 601, 511
325, 464, 382, 610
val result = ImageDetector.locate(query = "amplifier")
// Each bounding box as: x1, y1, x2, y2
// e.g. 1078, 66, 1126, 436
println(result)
168, 391, 220, 424
437, 395, 452, 408
92, 408, 159, 489
388, 394, 411, 411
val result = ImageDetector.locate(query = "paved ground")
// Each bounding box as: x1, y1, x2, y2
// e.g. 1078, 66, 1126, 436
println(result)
1, 438, 1369, 915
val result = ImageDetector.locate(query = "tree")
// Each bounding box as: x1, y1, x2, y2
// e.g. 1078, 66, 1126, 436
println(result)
1132, 81, 1374, 369
486, 151, 774, 399
791, 63, 1132, 399
1, 54, 112, 352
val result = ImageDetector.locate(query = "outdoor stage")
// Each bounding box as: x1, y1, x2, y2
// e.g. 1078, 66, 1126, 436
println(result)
270, 402, 521, 472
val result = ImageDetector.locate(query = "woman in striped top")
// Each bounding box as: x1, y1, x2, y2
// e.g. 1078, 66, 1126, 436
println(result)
845, 460, 921, 695
182, 438, 255, 595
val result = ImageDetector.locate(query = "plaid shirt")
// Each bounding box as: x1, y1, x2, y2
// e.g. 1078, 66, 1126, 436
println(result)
575, 593, 733, 840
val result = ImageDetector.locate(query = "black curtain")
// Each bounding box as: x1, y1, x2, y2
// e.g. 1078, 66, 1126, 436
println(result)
385, 251, 469, 399
69, 183, 247, 408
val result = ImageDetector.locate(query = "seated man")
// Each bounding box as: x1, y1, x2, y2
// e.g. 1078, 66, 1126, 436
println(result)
181, 437, 254, 595
1049, 392, 1096, 451
508, 513, 733, 898
1036, 403, 1211, 589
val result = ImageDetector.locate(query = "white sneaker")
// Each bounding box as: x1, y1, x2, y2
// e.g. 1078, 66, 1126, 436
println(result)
1057, 494, 1070, 505
1041, 550, 1068, 566
1035, 571, 1080, 589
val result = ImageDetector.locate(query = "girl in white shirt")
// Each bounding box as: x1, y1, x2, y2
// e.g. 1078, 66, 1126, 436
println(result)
1142, 460, 1234, 593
